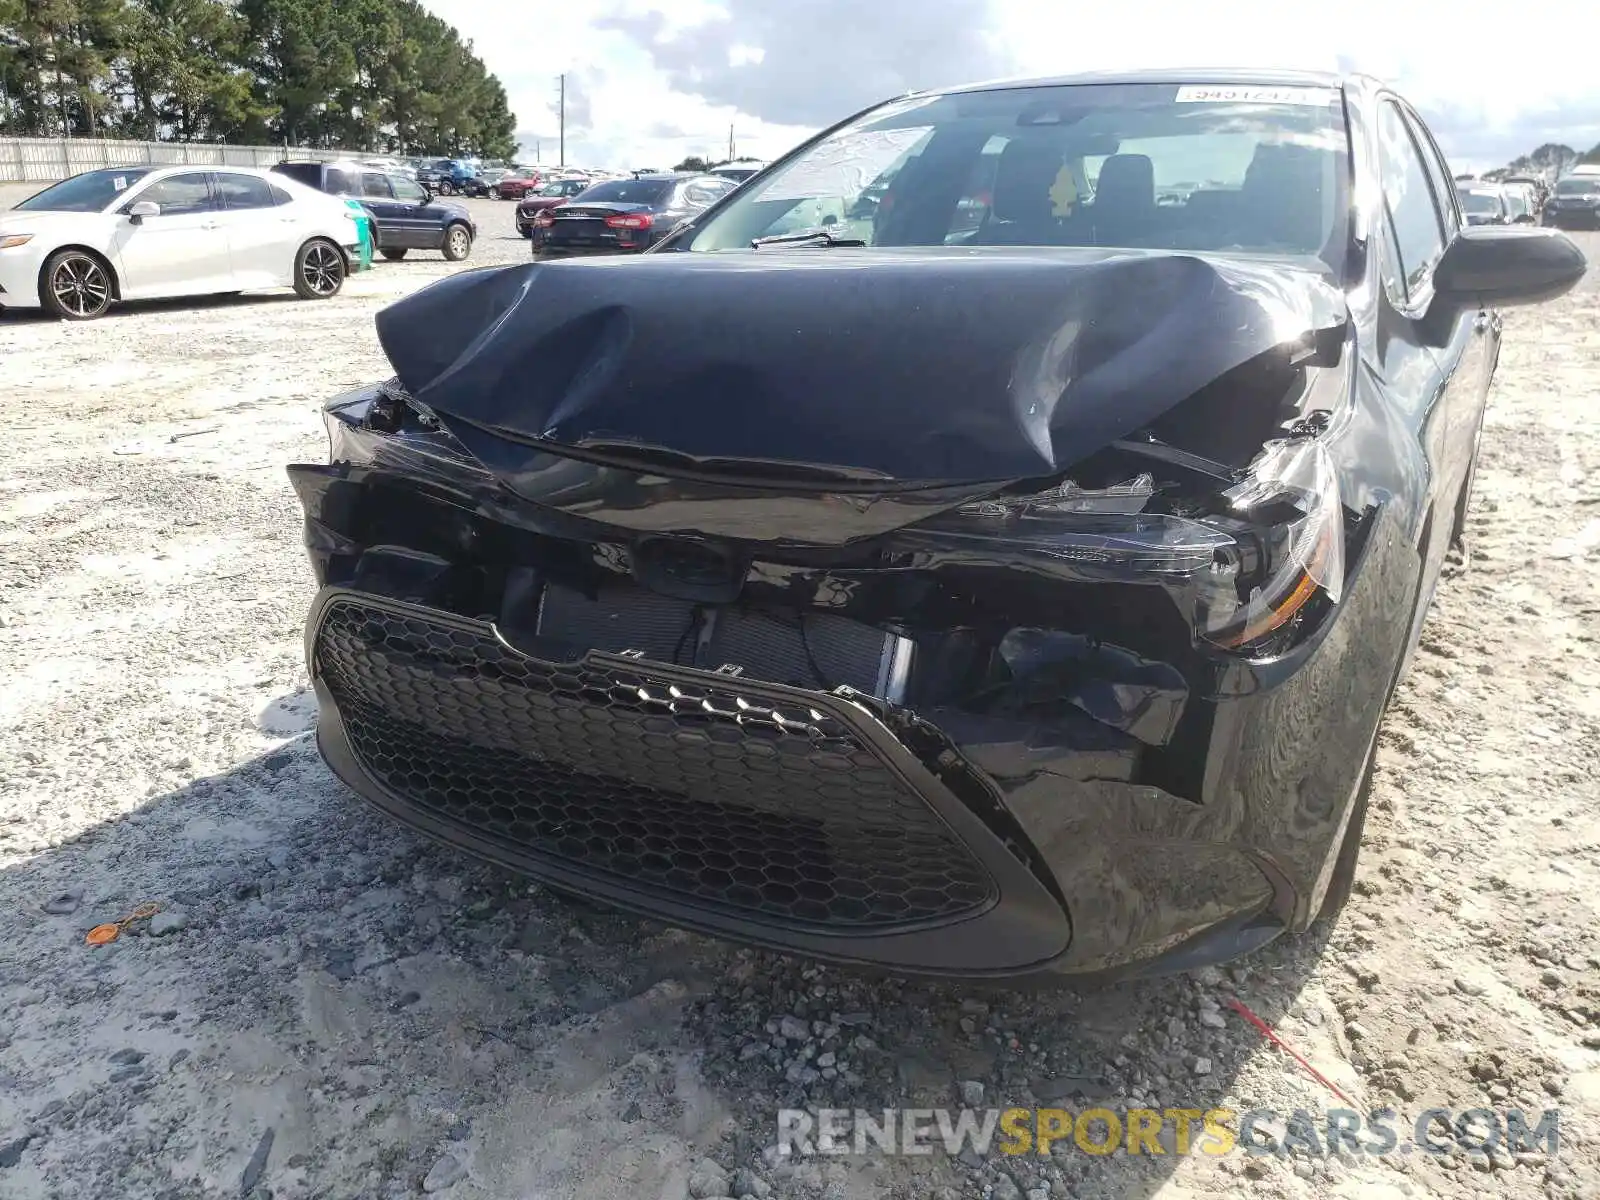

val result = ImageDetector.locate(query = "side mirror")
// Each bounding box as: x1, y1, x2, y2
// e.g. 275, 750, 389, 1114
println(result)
1434, 225, 1587, 310
126, 200, 160, 223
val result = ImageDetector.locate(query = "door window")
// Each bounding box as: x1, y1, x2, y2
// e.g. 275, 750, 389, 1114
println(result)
1402, 107, 1461, 236
214, 173, 277, 210
1376, 100, 1447, 301
360, 172, 394, 199
134, 173, 214, 216
324, 167, 358, 195
392, 177, 428, 204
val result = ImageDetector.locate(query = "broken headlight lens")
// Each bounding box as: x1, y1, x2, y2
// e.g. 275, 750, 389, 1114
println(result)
322, 381, 494, 486
1204, 439, 1344, 648
904, 441, 1344, 651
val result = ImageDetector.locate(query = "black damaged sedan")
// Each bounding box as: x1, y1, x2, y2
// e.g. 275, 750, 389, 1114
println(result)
289, 71, 1585, 981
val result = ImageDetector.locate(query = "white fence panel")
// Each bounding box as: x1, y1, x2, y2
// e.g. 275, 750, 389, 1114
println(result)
0, 137, 351, 182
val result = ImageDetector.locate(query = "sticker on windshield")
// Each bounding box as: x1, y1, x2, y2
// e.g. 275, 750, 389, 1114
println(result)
112, 175, 127, 191
1175, 85, 1335, 106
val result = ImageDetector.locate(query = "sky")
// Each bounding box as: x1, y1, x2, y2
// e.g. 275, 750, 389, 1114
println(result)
425, 0, 1600, 174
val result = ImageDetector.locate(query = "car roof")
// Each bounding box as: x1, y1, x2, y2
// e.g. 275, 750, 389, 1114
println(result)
934, 66, 1352, 96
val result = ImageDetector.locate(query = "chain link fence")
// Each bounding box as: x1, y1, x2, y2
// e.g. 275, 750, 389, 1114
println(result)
0, 137, 353, 183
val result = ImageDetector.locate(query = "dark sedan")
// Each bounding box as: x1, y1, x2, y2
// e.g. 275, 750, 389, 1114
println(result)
1546, 174, 1600, 230
514, 178, 590, 237
289, 71, 1583, 982
529, 173, 736, 259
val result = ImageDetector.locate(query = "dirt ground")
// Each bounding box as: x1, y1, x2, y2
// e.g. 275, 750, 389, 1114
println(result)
2, 189, 1599, 1200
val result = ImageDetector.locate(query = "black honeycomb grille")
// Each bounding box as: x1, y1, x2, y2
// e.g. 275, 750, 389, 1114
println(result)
314, 597, 995, 929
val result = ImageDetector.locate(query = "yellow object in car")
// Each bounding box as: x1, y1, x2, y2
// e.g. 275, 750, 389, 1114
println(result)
1050, 166, 1079, 216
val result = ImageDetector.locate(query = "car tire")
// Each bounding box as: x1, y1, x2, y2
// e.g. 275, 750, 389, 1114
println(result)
488, 187, 500, 200
40, 248, 114, 320
435, 181, 454, 196
442, 223, 473, 262
380, 248, 408, 261
293, 238, 346, 300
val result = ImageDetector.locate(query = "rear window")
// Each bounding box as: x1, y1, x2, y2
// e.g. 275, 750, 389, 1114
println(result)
16, 167, 157, 212
1556, 177, 1600, 195
1458, 190, 1501, 214
574, 179, 673, 205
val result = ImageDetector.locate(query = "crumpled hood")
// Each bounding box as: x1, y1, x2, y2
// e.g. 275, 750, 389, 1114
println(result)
376, 248, 1347, 484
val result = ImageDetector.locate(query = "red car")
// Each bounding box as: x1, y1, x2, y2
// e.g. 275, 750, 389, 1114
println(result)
515, 178, 591, 236
490, 169, 542, 200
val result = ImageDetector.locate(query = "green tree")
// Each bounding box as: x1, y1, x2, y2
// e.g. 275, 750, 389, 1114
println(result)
674, 155, 709, 172
0, 0, 517, 150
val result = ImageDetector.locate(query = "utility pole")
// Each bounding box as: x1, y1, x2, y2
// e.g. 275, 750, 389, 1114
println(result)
728, 123, 734, 162
558, 74, 565, 167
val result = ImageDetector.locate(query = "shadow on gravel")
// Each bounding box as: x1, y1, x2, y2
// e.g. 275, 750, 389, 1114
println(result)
1, 729, 1329, 1198
0, 291, 303, 324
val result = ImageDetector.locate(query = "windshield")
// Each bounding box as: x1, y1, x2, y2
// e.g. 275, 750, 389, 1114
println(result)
575, 179, 673, 205
1556, 177, 1600, 195
16, 167, 159, 212
687, 82, 1350, 268
536, 181, 572, 196
1459, 190, 1502, 214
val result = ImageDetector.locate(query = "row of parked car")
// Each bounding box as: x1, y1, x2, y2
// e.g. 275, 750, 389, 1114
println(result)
513, 161, 771, 257
0, 155, 489, 320
1451, 166, 1600, 231
272, 161, 477, 261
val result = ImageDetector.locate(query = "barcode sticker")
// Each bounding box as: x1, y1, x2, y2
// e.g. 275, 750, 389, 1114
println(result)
1175, 85, 1334, 105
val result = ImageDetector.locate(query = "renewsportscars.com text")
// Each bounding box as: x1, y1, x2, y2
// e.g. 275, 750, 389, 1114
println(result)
776, 1106, 1561, 1159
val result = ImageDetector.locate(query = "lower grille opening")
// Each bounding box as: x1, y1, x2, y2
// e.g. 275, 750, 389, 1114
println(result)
315, 597, 994, 929
536, 582, 913, 701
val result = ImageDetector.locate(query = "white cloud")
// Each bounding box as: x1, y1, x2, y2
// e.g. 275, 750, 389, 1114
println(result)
424, 0, 814, 169
422, 0, 1600, 173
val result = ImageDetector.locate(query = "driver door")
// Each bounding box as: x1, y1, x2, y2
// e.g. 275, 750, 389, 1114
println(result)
387, 175, 434, 247
111, 172, 233, 298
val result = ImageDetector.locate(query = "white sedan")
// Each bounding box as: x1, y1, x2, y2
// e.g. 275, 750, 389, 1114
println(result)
0, 165, 362, 320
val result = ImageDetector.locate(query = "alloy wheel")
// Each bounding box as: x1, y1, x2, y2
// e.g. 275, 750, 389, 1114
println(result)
302, 243, 342, 296
447, 228, 470, 258
50, 255, 110, 318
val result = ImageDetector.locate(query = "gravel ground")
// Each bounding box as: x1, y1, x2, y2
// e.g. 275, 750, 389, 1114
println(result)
3, 190, 1600, 1200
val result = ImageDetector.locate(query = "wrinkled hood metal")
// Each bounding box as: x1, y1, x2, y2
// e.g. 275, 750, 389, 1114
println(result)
376, 248, 1347, 486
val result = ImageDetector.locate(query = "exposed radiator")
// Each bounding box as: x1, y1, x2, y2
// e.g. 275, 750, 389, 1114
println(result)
536, 582, 913, 701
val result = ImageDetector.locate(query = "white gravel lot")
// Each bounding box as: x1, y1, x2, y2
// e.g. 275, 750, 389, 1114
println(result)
2, 187, 1600, 1200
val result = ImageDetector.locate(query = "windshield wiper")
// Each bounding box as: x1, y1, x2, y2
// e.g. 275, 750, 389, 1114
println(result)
751, 227, 869, 248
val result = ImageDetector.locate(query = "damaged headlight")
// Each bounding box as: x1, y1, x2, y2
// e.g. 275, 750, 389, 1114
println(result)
904, 440, 1345, 652
322, 381, 495, 486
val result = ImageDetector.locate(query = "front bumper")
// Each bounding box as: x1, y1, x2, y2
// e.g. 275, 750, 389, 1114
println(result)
292, 447, 1407, 979
0, 244, 47, 310
307, 586, 1071, 976
1547, 206, 1600, 229
532, 242, 646, 260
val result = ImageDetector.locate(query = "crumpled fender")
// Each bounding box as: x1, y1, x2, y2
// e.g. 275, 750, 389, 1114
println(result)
376, 249, 1347, 485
